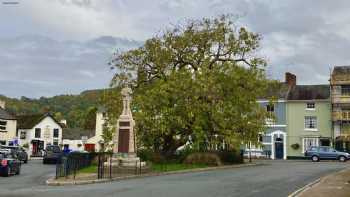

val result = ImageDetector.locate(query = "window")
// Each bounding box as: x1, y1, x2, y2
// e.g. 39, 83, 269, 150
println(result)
0, 120, 6, 132
53, 129, 59, 138
304, 116, 317, 129
20, 131, 26, 139
35, 128, 41, 138
341, 85, 350, 96
303, 138, 319, 153
320, 138, 330, 146
319, 147, 330, 152
258, 134, 263, 143
53, 139, 59, 146
306, 102, 315, 109
266, 104, 274, 112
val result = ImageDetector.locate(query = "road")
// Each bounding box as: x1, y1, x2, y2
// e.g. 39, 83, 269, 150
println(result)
0, 160, 348, 197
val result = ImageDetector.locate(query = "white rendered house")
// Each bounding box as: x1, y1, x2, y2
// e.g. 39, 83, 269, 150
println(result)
17, 114, 62, 157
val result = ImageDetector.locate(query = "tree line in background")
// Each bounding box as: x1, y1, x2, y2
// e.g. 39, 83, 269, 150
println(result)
0, 89, 108, 130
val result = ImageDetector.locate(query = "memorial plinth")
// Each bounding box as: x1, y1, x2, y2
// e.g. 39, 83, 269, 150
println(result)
106, 87, 146, 168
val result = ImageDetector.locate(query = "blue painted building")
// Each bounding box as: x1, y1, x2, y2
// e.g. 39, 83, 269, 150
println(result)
246, 72, 295, 159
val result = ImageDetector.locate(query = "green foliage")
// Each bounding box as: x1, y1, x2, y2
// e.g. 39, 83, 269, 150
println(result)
83, 107, 98, 130
137, 149, 165, 163
110, 15, 272, 157
0, 89, 105, 128
291, 143, 300, 150
99, 88, 123, 149
183, 152, 222, 166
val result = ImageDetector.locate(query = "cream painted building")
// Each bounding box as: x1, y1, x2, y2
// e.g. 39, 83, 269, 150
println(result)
0, 100, 17, 146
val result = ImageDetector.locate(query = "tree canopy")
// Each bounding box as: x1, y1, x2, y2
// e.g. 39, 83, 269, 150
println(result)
109, 16, 271, 156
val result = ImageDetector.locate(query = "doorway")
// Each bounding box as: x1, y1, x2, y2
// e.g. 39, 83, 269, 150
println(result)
275, 138, 284, 159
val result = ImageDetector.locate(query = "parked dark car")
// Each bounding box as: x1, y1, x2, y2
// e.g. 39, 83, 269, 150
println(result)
43, 145, 62, 164
0, 150, 21, 177
305, 146, 350, 162
0, 145, 28, 163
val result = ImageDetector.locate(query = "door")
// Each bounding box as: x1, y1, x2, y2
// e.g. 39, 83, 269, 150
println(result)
275, 138, 284, 159
118, 129, 130, 153
32, 142, 38, 156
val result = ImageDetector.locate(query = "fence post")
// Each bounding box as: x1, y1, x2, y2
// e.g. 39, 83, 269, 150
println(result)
139, 159, 142, 174
73, 160, 76, 180
97, 154, 101, 179
109, 153, 112, 179
55, 160, 59, 179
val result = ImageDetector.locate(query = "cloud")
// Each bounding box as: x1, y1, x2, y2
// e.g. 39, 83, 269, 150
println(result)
0, 35, 142, 98
1, 0, 350, 97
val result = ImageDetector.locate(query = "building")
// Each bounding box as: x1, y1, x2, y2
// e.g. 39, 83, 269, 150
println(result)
286, 84, 332, 158
62, 128, 95, 152
85, 107, 107, 151
17, 113, 63, 157
62, 107, 107, 152
0, 100, 17, 146
249, 73, 291, 160
331, 66, 350, 152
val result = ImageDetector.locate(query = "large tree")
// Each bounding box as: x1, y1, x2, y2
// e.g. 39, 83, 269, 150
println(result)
109, 16, 270, 157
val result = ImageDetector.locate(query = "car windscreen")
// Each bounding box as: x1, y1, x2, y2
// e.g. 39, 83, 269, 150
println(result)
46, 146, 61, 153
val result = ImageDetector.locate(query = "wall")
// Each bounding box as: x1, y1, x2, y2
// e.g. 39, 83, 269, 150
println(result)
287, 100, 332, 157
62, 139, 84, 151
18, 116, 62, 157
0, 119, 17, 145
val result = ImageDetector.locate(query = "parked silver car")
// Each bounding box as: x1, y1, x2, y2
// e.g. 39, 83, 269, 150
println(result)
305, 146, 350, 162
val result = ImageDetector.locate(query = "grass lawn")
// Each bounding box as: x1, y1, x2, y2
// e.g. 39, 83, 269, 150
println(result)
77, 163, 210, 174
78, 165, 98, 174
151, 163, 209, 172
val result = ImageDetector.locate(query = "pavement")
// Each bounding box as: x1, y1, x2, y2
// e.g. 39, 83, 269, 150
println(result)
0, 160, 348, 197
297, 166, 350, 197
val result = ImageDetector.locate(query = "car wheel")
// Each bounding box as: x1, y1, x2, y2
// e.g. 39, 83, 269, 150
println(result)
339, 156, 346, 162
16, 167, 20, 175
312, 155, 319, 162
4, 167, 10, 177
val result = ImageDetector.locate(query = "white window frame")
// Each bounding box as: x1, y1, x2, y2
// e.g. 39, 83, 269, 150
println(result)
304, 116, 317, 131
302, 137, 319, 153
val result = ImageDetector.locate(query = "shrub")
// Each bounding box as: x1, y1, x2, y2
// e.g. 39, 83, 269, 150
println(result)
183, 152, 222, 166
215, 150, 243, 164
291, 143, 300, 150
137, 149, 165, 163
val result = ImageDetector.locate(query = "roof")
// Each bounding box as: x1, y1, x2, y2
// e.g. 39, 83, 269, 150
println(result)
331, 66, 350, 83
287, 85, 330, 100
0, 107, 16, 120
258, 82, 290, 100
17, 113, 62, 129
332, 66, 350, 75
62, 128, 95, 140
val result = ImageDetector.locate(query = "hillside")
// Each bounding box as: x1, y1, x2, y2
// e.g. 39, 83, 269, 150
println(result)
0, 89, 109, 128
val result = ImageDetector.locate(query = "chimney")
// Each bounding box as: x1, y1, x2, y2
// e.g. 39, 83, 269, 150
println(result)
60, 119, 67, 126
285, 72, 296, 87
0, 100, 5, 109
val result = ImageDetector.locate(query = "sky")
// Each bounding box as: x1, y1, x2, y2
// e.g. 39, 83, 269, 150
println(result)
1, 0, 350, 98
